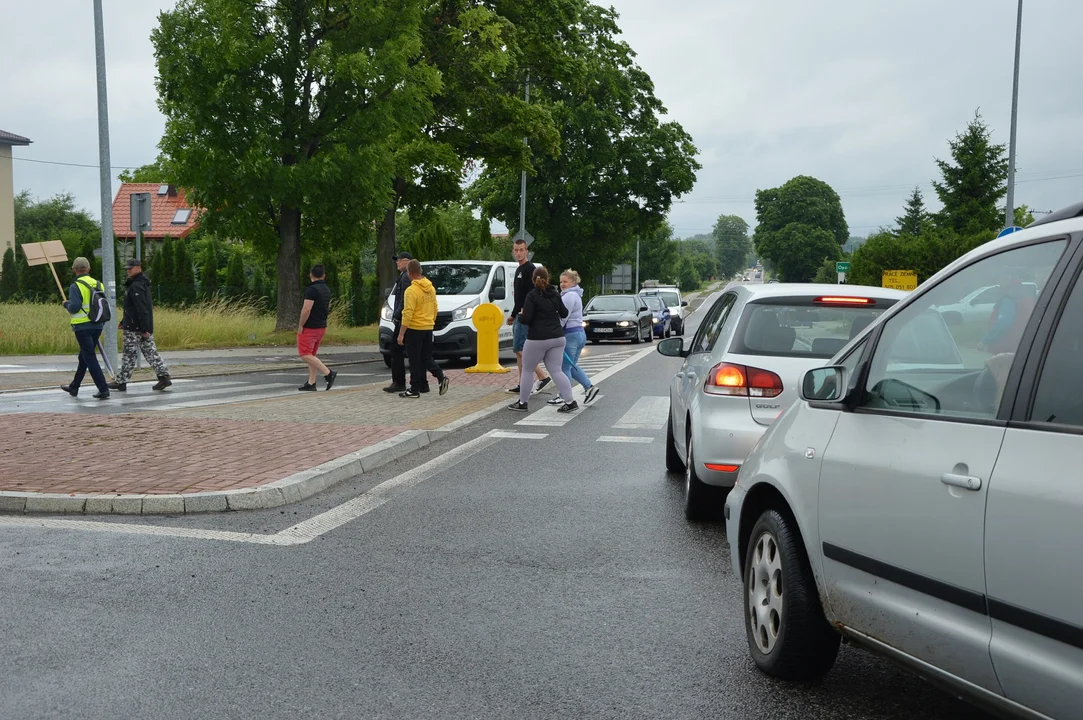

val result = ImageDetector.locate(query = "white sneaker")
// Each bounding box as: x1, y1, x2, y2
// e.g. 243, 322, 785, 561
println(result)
546, 396, 564, 405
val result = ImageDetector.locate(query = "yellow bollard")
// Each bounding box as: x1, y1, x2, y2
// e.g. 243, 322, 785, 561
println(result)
465, 303, 510, 373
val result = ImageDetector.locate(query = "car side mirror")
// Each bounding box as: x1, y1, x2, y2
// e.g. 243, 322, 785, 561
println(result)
681, 300, 689, 306
802, 366, 846, 402
939, 309, 963, 327
656, 337, 688, 358
489, 287, 506, 301
640, 305, 649, 312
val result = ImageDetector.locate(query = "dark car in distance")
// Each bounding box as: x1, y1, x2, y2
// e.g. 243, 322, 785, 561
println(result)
583, 294, 654, 344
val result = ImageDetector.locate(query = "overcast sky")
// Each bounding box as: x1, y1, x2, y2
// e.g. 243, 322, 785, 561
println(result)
3, 0, 1081, 239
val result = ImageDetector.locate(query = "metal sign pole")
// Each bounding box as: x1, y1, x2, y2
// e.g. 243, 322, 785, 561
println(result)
92, 0, 118, 373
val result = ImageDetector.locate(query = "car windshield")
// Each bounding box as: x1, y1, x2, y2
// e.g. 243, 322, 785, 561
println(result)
587, 296, 636, 312
421, 264, 490, 295
731, 299, 897, 359
643, 290, 679, 306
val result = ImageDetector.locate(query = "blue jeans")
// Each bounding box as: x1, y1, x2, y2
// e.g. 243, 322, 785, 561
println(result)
562, 330, 592, 389
512, 317, 529, 353
72, 326, 109, 392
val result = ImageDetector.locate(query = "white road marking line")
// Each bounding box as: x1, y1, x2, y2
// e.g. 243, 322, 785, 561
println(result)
0, 432, 501, 546
0, 381, 259, 406
146, 387, 307, 411
597, 435, 654, 444
613, 396, 669, 430
490, 431, 548, 439
0, 379, 251, 402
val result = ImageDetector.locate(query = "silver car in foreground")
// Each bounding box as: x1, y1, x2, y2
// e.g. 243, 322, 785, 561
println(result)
657, 283, 906, 520
725, 202, 1083, 719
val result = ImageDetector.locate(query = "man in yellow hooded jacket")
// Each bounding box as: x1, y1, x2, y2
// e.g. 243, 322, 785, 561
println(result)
396, 259, 449, 398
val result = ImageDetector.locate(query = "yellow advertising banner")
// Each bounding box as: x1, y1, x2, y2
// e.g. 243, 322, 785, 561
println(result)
882, 270, 918, 291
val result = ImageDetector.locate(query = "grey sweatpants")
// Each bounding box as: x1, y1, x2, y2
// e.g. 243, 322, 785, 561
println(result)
520, 336, 574, 405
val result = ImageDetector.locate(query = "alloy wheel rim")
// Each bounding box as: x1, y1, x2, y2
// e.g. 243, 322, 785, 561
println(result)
684, 437, 693, 495
748, 530, 784, 654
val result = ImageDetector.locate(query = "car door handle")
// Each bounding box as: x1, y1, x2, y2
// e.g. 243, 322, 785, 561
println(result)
940, 473, 982, 491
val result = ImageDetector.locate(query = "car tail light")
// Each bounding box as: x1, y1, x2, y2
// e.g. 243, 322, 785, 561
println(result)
704, 363, 783, 398
814, 296, 876, 306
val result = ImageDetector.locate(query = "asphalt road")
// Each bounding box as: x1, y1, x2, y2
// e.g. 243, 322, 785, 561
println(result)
0, 303, 994, 719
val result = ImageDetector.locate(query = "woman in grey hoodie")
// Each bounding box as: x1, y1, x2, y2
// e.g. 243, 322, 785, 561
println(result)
548, 270, 599, 405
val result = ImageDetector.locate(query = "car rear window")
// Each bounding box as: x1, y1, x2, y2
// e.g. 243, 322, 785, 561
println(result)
729, 298, 898, 359
587, 296, 636, 312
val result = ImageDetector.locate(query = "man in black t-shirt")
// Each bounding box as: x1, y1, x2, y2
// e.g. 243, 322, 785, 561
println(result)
384, 252, 413, 393
506, 238, 551, 395
296, 264, 338, 391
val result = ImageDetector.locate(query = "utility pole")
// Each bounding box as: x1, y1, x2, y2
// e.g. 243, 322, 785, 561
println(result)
635, 238, 640, 292
519, 71, 529, 239
1005, 0, 1023, 229
93, 0, 118, 371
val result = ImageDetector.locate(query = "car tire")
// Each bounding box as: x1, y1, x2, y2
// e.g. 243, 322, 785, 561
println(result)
665, 411, 684, 473
382, 354, 392, 368
744, 508, 840, 681
684, 433, 719, 521
674, 319, 683, 336
590, 339, 600, 345
632, 329, 642, 344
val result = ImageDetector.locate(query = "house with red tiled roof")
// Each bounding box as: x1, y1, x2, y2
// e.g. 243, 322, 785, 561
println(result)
1, 129, 32, 260
111, 183, 200, 240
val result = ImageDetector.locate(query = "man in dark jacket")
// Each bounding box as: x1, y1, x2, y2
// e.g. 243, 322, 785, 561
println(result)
383, 251, 413, 393
108, 257, 172, 391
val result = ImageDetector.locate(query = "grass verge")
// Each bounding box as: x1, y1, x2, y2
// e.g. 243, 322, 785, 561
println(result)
0, 298, 378, 355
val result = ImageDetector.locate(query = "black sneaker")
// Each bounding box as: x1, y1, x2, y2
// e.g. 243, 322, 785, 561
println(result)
439, 377, 450, 395
400, 389, 421, 399
324, 369, 338, 391
383, 383, 406, 394
557, 400, 579, 413
584, 385, 600, 404
507, 401, 528, 412
506, 385, 521, 394
92, 390, 110, 400
533, 377, 552, 394
107, 381, 127, 391
298, 382, 317, 392
60, 385, 78, 397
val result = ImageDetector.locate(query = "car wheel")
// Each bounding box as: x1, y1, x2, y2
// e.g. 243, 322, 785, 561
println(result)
645, 325, 653, 342
632, 329, 642, 344
674, 319, 683, 336
590, 339, 600, 345
744, 509, 840, 681
382, 354, 392, 368
665, 411, 684, 473
684, 432, 719, 521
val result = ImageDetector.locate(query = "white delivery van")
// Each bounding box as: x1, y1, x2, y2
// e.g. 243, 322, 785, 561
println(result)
638, 284, 689, 335
379, 260, 526, 365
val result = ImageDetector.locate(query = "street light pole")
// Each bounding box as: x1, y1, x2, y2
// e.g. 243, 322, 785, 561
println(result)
518, 71, 529, 238
1005, 0, 1023, 229
92, 0, 118, 371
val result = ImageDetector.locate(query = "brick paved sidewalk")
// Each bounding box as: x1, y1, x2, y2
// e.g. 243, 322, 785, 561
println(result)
0, 366, 519, 503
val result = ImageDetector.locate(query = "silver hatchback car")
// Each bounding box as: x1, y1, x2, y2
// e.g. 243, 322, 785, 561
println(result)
725, 202, 1083, 719
657, 283, 906, 520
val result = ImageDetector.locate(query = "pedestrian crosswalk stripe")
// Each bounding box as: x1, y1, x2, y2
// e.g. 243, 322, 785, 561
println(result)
0, 380, 254, 405
612, 396, 669, 430
597, 436, 654, 443
491, 431, 548, 439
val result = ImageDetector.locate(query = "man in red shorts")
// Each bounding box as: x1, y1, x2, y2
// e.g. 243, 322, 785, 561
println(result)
296, 264, 338, 391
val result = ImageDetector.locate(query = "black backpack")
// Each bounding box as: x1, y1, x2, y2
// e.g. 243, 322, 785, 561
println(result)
76, 278, 111, 324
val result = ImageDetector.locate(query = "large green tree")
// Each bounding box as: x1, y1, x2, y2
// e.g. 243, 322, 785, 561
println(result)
471, 3, 699, 283
373, 0, 564, 293
0, 248, 17, 301
933, 111, 1008, 236
753, 175, 848, 282
636, 222, 680, 285
153, 0, 442, 329
12, 192, 101, 302
713, 214, 751, 279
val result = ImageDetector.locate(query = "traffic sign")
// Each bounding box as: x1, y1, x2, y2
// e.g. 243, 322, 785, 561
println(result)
882, 270, 918, 291
997, 226, 1023, 238
511, 229, 534, 246
836, 261, 851, 273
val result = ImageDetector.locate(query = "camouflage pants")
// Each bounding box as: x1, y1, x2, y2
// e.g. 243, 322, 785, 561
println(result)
116, 330, 169, 383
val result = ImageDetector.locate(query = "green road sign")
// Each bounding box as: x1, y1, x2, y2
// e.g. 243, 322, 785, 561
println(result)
836, 261, 851, 273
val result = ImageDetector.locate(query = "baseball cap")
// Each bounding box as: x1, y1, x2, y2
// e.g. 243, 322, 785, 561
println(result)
393, 252, 414, 260
125, 257, 143, 269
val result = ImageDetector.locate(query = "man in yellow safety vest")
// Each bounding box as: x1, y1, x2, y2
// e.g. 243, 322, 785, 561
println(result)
61, 256, 110, 399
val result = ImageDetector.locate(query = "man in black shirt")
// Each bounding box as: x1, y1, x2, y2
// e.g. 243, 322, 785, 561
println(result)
296, 264, 338, 391
384, 251, 413, 393
507, 239, 551, 395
